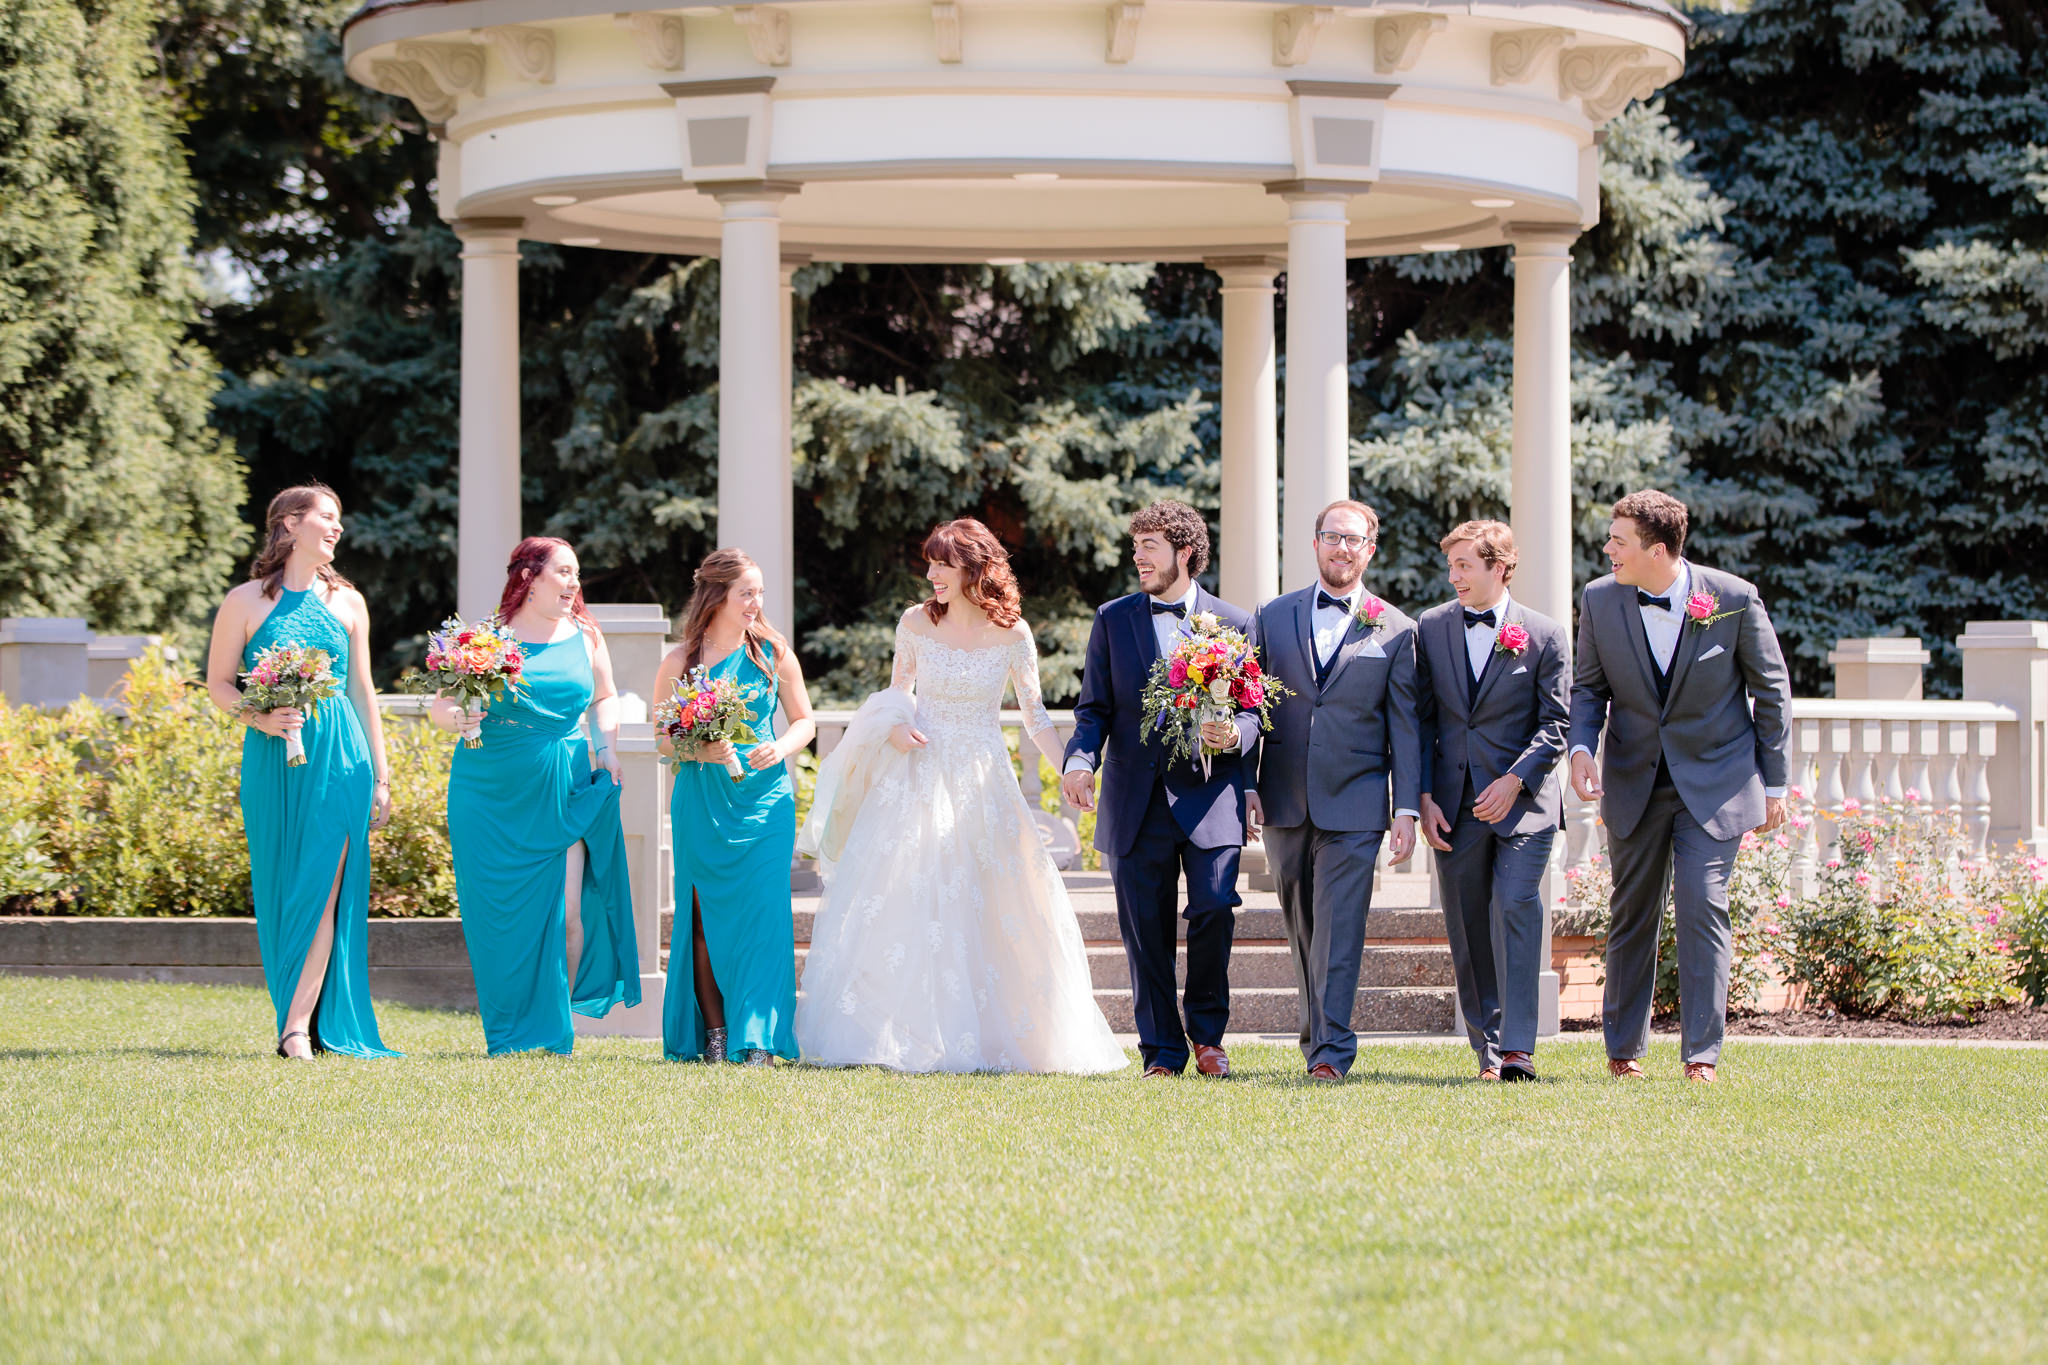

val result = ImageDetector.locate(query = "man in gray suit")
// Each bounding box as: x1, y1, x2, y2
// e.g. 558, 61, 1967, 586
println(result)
1568, 489, 1792, 1083
1247, 499, 1420, 1081
1415, 521, 1569, 1082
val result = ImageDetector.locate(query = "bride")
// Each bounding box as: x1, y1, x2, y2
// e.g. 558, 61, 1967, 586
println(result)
795, 518, 1127, 1074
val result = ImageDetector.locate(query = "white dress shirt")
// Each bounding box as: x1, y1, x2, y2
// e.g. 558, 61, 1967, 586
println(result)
1310, 582, 1358, 667
1462, 592, 1509, 682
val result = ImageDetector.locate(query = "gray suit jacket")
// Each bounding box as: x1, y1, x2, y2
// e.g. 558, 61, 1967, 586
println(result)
1248, 585, 1421, 832
1414, 599, 1570, 837
1567, 564, 1793, 842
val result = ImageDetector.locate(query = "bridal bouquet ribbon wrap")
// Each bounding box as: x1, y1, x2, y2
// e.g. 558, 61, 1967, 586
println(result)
240, 642, 343, 768
797, 688, 917, 877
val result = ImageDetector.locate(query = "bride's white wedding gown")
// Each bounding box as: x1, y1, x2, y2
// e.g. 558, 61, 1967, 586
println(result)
794, 619, 1128, 1074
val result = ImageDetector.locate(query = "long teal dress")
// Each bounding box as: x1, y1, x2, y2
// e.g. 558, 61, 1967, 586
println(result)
240, 587, 397, 1058
663, 645, 799, 1061
447, 626, 640, 1055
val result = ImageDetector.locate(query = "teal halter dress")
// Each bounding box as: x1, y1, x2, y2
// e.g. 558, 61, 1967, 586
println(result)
446, 626, 641, 1055
662, 646, 799, 1061
239, 587, 396, 1057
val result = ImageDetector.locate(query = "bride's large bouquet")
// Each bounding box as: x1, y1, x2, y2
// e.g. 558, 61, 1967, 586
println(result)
1139, 611, 1292, 775
655, 667, 761, 781
240, 642, 344, 768
403, 616, 527, 747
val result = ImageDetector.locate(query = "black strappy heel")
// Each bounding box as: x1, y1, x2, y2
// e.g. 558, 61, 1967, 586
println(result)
276, 1029, 311, 1059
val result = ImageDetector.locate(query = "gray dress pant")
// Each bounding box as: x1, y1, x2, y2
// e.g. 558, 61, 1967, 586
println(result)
1602, 780, 1739, 1065
1439, 797, 1555, 1069
1264, 822, 1381, 1075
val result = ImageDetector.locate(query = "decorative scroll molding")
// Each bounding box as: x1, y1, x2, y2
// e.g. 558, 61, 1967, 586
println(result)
1271, 7, 1334, 68
369, 57, 457, 122
1372, 13, 1444, 74
616, 12, 686, 71
478, 25, 555, 84
932, 0, 962, 62
1582, 62, 1664, 121
731, 6, 791, 66
1106, 1, 1144, 64
1557, 43, 1648, 107
394, 40, 486, 97
1490, 28, 1569, 87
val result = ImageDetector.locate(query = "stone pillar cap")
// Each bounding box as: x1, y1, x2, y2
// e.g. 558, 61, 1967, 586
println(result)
1827, 637, 1930, 664
1959, 620, 2048, 650
0, 617, 93, 644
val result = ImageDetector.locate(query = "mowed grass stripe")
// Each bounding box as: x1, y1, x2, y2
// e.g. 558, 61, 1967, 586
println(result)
1, 977, 2044, 1363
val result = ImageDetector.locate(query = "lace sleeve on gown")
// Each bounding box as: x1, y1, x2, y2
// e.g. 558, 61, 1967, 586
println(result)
1009, 626, 1056, 737
890, 618, 918, 693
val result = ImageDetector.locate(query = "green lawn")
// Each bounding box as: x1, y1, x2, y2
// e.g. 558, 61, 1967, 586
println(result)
2, 979, 2045, 1363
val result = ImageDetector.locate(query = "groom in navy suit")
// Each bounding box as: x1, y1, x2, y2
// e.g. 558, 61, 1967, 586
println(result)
1063, 501, 1258, 1078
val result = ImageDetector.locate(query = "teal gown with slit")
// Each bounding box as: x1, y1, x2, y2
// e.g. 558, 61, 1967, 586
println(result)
447, 626, 640, 1055
240, 587, 397, 1058
662, 646, 799, 1061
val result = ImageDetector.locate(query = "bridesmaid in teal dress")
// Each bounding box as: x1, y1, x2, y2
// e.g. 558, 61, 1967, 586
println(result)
205, 484, 398, 1059
658, 549, 815, 1064
433, 536, 640, 1055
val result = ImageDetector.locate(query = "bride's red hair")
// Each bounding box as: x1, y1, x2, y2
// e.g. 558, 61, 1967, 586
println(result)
920, 518, 1022, 627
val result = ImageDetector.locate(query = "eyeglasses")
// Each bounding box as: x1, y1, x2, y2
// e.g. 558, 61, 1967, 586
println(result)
1316, 532, 1372, 551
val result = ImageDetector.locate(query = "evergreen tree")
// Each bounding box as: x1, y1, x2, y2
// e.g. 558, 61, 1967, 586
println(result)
0, 0, 245, 632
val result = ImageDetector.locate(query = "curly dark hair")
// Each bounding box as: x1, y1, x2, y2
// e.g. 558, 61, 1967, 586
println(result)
1128, 500, 1211, 577
921, 518, 1023, 627
1611, 489, 1689, 558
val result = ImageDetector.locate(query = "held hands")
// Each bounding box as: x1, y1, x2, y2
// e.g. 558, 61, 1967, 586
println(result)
889, 723, 929, 754
1197, 717, 1239, 752
1471, 774, 1524, 826
1570, 750, 1602, 802
1388, 813, 1417, 866
248, 707, 304, 739
1418, 794, 1453, 853
1060, 767, 1097, 813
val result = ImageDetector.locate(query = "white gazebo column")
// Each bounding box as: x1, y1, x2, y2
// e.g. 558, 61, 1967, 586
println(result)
1507, 226, 1578, 634
1208, 256, 1283, 608
714, 185, 798, 622
774, 251, 808, 642
1506, 224, 1578, 1038
1278, 194, 1352, 590
455, 218, 525, 620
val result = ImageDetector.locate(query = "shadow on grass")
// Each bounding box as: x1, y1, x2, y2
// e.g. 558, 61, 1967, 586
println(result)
0, 1045, 249, 1062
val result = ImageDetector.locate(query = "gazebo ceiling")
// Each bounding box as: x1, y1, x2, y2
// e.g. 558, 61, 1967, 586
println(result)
342, 0, 1688, 261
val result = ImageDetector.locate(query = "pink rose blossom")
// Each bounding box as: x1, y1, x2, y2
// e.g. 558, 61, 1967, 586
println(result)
1686, 591, 1716, 621
1826, 858, 1841, 869
1774, 894, 1791, 909
1842, 798, 1862, 814
1167, 658, 1189, 687
1497, 623, 1530, 655
1854, 871, 1871, 887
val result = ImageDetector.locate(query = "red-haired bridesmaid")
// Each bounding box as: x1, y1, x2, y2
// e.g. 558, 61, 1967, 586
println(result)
433, 537, 640, 1054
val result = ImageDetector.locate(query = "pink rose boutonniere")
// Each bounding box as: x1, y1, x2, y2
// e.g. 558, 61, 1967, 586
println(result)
1495, 621, 1530, 657
1354, 595, 1387, 634
1685, 589, 1745, 631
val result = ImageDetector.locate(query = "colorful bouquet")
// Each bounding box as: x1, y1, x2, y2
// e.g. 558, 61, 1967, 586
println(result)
655, 667, 761, 781
1138, 611, 1292, 775
402, 616, 527, 748
240, 642, 343, 768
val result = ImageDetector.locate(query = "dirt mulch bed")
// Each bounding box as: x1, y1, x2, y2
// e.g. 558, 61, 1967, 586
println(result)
1561, 1005, 2048, 1041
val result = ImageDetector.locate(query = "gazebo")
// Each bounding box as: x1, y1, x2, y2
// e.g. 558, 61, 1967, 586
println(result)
342, 0, 1687, 639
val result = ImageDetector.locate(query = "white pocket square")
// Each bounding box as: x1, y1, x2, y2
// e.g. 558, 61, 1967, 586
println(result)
1359, 639, 1386, 659
1699, 644, 1726, 661
1512, 665, 1528, 675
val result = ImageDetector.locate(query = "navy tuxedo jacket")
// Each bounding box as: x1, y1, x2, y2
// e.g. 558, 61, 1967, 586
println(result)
1063, 588, 1260, 859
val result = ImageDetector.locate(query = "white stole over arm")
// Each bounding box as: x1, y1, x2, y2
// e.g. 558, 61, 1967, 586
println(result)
796, 687, 917, 877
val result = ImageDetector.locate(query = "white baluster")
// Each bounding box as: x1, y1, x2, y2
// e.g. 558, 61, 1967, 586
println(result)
1936, 721, 1968, 861
1902, 719, 1935, 832
1967, 721, 1997, 857
1814, 719, 1847, 867
1788, 718, 1818, 897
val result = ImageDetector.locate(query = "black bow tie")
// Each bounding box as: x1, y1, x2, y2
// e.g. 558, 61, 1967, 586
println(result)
1150, 600, 1187, 618
1637, 591, 1672, 612
1463, 608, 1497, 630
1316, 591, 1351, 612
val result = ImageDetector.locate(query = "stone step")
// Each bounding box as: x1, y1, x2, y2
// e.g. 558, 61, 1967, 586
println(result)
1092, 985, 1457, 1035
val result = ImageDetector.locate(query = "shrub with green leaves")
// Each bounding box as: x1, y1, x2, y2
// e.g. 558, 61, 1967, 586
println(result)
1783, 802, 2018, 1021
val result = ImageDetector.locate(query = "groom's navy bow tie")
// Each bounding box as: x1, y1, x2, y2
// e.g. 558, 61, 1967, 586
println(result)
1463, 608, 1497, 629
1315, 591, 1351, 612
1150, 600, 1187, 618
1637, 591, 1673, 612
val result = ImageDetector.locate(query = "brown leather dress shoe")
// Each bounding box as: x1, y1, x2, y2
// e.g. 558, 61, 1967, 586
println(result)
1608, 1057, 1646, 1079
1500, 1051, 1537, 1083
1308, 1062, 1342, 1082
1684, 1062, 1718, 1084
1193, 1043, 1231, 1078
1142, 1064, 1175, 1079
1478, 1066, 1502, 1082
